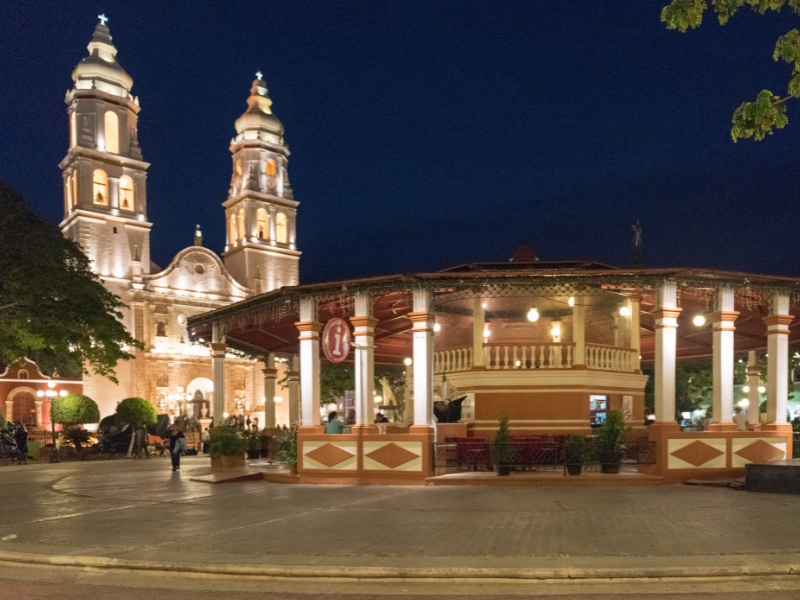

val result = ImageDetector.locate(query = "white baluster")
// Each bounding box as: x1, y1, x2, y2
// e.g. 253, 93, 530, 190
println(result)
502, 346, 509, 369
521, 346, 527, 369
566, 345, 573, 368
512, 346, 518, 369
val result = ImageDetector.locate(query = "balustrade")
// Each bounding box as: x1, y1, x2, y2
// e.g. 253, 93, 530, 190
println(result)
434, 347, 474, 374
483, 343, 574, 370
585, 344, 637, 372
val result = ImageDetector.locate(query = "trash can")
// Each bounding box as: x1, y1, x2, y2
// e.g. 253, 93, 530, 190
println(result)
27, 441, 40, 460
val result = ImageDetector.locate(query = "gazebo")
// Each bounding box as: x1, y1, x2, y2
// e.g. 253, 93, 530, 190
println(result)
189, 257, 799, 484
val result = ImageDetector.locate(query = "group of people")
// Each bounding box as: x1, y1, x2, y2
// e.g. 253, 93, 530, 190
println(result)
324, 410, 391, 434
225, 414, 259, 431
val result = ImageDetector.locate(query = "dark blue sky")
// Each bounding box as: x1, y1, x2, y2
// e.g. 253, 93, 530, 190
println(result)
2, 1, 798, 283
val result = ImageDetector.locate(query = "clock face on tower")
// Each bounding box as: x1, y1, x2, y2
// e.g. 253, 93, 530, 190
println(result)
266, 176, 277, 189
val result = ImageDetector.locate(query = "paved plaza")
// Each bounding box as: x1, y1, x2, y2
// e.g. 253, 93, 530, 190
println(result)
0, 456, 799, 582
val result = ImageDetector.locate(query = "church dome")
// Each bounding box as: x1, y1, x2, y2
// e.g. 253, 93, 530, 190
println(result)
71, 22, 133, 97
234, 75, 284, 142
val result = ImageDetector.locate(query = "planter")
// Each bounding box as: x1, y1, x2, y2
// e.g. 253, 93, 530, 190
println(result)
220, 454, 245, 469
497, 464, 512, 476
567, 463, 583, 476
600, 456, 622, 474
289, 463, 298, 476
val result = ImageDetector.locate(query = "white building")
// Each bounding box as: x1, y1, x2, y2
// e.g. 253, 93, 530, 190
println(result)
57, 18, 298, 422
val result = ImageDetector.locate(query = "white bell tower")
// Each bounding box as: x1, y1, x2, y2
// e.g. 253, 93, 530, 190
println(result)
59, 16, 152, 284
223, 73, 300, 294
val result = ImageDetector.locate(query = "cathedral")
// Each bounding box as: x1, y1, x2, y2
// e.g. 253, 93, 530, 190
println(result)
57, 18, 298, 422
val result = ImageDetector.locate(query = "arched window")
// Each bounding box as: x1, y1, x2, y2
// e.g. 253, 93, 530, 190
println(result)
238, 209, 245, 240
104, 111, 119, 154
257, 208, 269, 239
92, 169, 108, 205
265, 159, 276, 176
17, 370, 28, 380
276, 212, 288, 244
229, 215, 237, 244
70, 113, 77, 149
156, 321, 166, 337
119, 175, 134, 211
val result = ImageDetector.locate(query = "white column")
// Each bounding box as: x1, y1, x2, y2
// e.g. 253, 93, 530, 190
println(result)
351, 292, 377, 428
614, 308, 628, 348
211, 321, 226, 427
747, 350, 761, 429
288, 355, 300, 426
630, 297, 641, 372
764, 292, 792, 425
572, 298, 586, 367
297, 297, 321, 428
710, 286, 738, 428
654, 282, 681, 423
410, 287, 434, 428
263, 353, 277, 429
473, 292, 485, 367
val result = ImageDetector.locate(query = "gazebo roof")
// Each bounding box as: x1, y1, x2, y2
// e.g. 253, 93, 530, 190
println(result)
188, 262, 800, 366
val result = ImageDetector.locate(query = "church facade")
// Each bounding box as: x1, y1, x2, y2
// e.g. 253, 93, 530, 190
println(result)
57, 20, 298, 422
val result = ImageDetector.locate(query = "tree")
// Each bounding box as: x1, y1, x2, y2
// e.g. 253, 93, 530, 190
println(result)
0, 180, 142, 382
115, 397, 157, 457
662, 0, 800, 141
51, 393, 100, 428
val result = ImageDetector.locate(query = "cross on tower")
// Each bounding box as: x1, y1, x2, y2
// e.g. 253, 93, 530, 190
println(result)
256, 71, 263, 80
98, 14, 108, 26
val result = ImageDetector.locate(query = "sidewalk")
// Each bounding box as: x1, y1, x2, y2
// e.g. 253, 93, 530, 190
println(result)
0, 457, 798, 580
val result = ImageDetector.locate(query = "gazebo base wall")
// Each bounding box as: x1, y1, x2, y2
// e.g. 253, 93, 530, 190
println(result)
639, 422, 793, 484
297, 430, 434, 486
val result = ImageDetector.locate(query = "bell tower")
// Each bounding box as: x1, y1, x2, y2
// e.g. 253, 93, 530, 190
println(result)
222, 73, 300, 294
59, 16, 152, 283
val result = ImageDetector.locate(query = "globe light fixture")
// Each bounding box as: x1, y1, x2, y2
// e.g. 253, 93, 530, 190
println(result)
434, 323, 441, 332
758, 386, 766, 393
551, 321, 561, 342
374, 395, 382, 404
619, 306, 631, 317
59, 390, 67, 397
177, 386, 184, 393
692, 315, 706, 327
274, 396, 283, 404
527, 308, 539, 322
36, 391, 44, 398
483, 325, 490, 338
568, 297, 575, 307
47, 381, 55, 389
743, 385, 750, 393
403, 357, 412, 366
739, 398, 750, 408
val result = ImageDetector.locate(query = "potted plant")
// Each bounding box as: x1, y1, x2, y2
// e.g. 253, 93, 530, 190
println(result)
207, 425, 247, 468
492, 416, 513, 476
258, 431, 272, 461
565, 434, 585, 476
597, 409, 630, 474
244, 429, 261, 459
275, 424, 298, 474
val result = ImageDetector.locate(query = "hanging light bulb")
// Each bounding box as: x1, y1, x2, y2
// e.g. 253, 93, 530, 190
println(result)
434, 323, 441, 332
619, 306, 631, 317
551, 320, 561, 341
527, 308, 539, 322
483, 324, 490, 338
758, 386, 766, 393
403, 357, 412, 366
692, 315, 706, 327
568, 297, 575, 307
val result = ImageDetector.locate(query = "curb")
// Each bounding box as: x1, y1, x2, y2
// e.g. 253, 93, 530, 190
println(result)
1, 551, 799, 581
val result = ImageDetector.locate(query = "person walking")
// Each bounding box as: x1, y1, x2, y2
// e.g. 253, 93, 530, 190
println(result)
168, 424, 186, 472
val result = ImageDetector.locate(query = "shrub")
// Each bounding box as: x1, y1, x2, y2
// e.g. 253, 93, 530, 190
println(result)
491, 415, 512, 465
207, 426, 246, 458
115, 397, 157, 430
275, 424, 297, 465
597, 409, 630, 459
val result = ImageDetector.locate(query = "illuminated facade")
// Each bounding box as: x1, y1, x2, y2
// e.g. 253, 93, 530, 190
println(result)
57, 20, 296, 422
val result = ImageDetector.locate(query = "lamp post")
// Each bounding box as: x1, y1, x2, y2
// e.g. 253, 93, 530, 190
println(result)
42, 384, 63, 463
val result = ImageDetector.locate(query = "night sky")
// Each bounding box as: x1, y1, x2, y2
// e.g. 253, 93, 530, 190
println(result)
2, 1, 799, 284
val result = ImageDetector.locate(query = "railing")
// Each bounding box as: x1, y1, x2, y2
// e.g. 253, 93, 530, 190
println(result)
434, 437, 656, 474
585, 344, 638, 373
434, 347, 474, 374
484, 343, 574, 370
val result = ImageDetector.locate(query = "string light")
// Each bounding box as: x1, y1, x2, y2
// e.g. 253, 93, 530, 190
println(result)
527, 308, 539, 322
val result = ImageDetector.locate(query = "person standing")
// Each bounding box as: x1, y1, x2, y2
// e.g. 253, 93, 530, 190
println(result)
201, 427, 210, 454
168, 424, 186, 471
733, 406, 747, 431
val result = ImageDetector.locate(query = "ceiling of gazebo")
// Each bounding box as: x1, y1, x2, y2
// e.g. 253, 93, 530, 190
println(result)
189, 265, 800, 366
